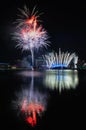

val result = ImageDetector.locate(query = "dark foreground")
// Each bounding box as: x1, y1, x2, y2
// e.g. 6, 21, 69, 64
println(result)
0, 69, 86, 129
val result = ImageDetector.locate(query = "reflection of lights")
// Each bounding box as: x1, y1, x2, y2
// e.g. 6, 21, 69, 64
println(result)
43, 70, 79, 92
17, 70, 43, 77
12, 77, 47, 127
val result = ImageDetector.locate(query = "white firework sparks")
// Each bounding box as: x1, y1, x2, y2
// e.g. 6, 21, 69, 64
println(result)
43, 48, 78, 69
12, 5, 50, 51
12, 5, 50, 67
13, 26, 49, 51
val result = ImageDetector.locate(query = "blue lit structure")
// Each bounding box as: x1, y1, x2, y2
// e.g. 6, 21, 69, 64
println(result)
43, 48, 78, 69
51, 63, 67, 69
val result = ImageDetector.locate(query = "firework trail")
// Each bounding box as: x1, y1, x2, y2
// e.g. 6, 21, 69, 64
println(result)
12, 5, 50, 68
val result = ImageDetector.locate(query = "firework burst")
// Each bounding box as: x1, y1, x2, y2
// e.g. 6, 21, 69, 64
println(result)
12, 5, 50, 68
14, 5, 42, 27
13, 25, 49, 51
43, 48, 78, 69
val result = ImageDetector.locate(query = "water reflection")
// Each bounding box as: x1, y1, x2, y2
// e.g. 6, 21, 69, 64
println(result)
16, 70, 43, 77
12, 73, 48, 127
43, 69, 79, 92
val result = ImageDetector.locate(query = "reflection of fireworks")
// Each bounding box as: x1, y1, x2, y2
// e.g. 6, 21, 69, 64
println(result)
17, 70, 43, 77
12, 79, 47, 127
43, 70, 79, 93
23, 100, 45, 126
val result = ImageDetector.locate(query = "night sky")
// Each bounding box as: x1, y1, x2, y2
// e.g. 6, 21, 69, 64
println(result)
0, 0, 86, 63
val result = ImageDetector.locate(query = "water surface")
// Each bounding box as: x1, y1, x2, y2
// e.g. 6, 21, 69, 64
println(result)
0, 69, 86, 129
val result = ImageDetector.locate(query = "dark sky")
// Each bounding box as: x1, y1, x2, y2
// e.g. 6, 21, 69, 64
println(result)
0, 0, 86, 63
